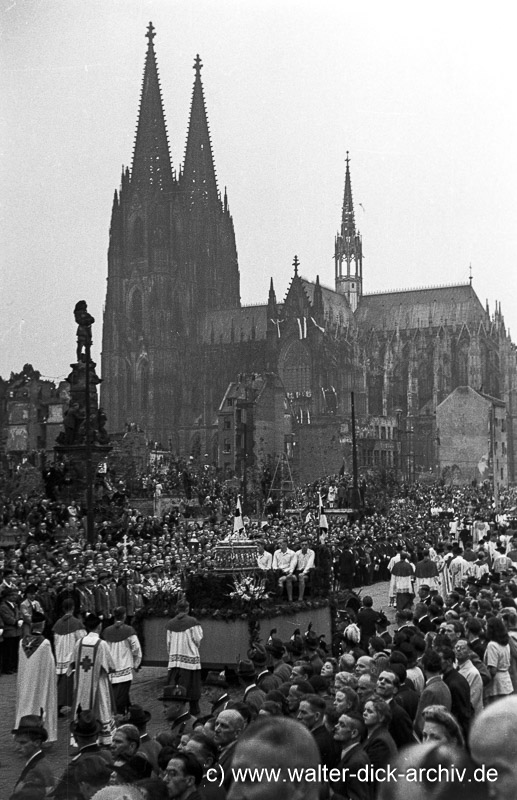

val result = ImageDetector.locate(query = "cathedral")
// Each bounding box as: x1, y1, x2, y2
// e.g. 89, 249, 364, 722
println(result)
101, 24, 517, 486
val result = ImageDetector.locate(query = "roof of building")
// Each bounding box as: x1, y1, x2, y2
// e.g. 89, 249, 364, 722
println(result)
199, 306, 268, 344
300, 278, 353, 328
356, 284, 486, 331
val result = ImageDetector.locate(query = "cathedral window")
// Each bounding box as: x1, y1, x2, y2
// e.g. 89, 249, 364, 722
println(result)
279, 340, 311, 395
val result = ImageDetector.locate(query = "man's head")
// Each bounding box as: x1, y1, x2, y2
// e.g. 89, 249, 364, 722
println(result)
183, 730, 219, 773
375, 670, 399, 700
354, 656, 376, 678
227, 717, 321, 800
213, 709, 245, 749
470, 696, 517, 800
333, 687, 359, 715
334, 711, 365, 747
163, 752, 203, 799
421, 649, 443, 678
453, 639, 471, 666
75, 754, 113, 799
110, 724, 140, 761
297, 694, 326, 731
160, 685, 190, 722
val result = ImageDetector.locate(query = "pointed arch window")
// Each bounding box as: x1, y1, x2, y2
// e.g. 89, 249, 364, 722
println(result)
279, 340, 311, 394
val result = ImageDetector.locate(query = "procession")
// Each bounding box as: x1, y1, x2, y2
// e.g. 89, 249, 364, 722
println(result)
2, 469, 517, 799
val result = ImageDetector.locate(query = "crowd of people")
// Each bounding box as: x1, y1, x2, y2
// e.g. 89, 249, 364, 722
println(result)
2, 474, 517, 798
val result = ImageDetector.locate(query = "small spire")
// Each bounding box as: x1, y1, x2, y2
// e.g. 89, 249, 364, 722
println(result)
194, 54, 203, 76
293, 255, 299, 276
469, 263, 473, 286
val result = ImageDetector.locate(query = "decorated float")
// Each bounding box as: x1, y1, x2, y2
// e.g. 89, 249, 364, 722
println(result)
133, 526, 353, 669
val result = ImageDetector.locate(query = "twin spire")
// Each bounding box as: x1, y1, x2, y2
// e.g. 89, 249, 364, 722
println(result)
131, 22, 218, 203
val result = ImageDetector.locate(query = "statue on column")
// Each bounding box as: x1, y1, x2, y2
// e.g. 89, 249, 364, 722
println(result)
74, 300, 95, 362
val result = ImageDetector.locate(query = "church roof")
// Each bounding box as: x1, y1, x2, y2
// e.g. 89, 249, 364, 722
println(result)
200, 305, 268, 344
356, 284, 486, 330
301, 279, 353, 327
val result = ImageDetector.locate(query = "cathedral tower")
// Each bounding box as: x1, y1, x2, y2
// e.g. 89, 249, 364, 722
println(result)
335, 153, 363, 311
101, 24, 240, 445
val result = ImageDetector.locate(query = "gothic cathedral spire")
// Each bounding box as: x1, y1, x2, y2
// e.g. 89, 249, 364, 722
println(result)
181, 54, 218, 203
131, 22, 173, 192
335, 152, 363, 312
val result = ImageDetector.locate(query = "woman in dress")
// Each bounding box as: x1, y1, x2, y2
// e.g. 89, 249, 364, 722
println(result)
483, 615, 513, 704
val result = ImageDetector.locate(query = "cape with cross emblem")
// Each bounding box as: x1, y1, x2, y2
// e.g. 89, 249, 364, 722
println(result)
71, 632, 116, 719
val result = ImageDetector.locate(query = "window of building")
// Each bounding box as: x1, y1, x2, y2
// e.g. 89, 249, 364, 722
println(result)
381, 426, 386, 439
224, 418, 231, 430
227, 398, 233, 406
223, 439, 231, 453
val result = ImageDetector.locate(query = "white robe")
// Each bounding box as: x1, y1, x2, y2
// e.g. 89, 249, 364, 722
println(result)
15, 636, 58, 742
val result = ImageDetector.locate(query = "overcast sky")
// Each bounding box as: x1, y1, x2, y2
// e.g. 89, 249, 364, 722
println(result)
2, 0, 516, 382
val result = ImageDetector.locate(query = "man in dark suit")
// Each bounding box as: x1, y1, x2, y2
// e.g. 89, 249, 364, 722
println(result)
357, 596, 381, 652
437, 645, 473, 740
297, 694, 340, 769
375, 670, 415, 749
332, 712, 374, 800
12, 716, 54, 797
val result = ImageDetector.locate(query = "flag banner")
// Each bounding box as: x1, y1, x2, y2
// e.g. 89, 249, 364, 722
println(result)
234, 495, 245, 533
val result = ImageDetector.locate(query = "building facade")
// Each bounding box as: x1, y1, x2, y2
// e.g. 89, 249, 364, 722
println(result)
100, 24, 517, 485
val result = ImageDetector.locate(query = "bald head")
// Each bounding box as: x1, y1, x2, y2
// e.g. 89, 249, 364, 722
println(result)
228, 717, 320, 800
470, 696, 517, 800
214, 709, 245, 748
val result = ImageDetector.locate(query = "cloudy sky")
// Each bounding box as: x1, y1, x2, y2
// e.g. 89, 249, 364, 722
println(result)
2, 0, 516, 381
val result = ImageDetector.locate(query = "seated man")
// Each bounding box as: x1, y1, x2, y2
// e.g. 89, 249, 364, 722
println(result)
272, 539, 297, 602
294, 540, 315, 601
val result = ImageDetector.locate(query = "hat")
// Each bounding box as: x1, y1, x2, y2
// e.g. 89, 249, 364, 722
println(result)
237, 659, 256, 677
247, 644, 268, 667
158, 684, 191, 703
125, 705, 151, 727
204, 670, 228, 689
112, 754, 153, 782
98, 570, 111, 579
304, 630, 319, 650
266, 636, 285, 658
70, 710, 102, 736
285, 636, 304, 657
31, 610, 46, 625
12, 715, 48, 741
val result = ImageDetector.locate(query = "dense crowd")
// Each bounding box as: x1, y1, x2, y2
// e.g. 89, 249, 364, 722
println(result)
2, 476, 517, 799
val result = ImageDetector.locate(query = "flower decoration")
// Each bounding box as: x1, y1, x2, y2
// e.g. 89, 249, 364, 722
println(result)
229, 573, 268, 603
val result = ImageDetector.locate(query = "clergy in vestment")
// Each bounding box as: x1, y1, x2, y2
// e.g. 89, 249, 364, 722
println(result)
390, 553, 415, 611
53, 597, 86, 712
166, 598, 203, 715
103, 605, 142, 714
70, 612, 117, 746
15, 610, 58, 742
